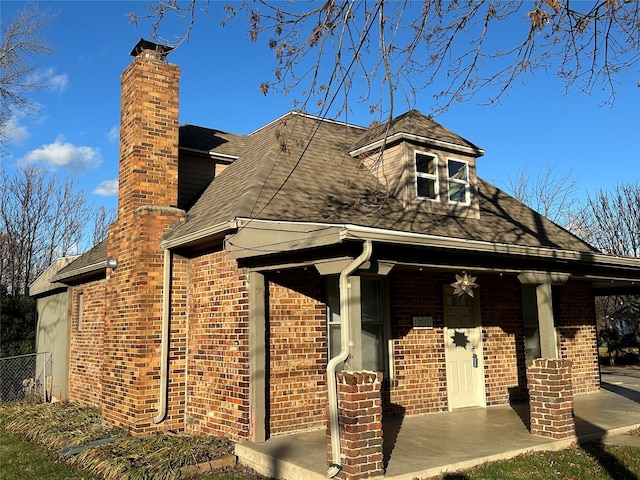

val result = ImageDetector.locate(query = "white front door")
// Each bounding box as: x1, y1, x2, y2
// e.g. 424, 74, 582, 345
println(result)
443, 287, 486, 411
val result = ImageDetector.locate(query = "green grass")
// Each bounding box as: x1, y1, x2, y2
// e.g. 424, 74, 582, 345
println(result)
2, 402, 640, 479
0, 429, 94, 480
427, 442, 640, 480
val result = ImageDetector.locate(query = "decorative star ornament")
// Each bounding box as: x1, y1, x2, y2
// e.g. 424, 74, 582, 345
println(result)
451, 271, 478, 297
451, 330, 470, 349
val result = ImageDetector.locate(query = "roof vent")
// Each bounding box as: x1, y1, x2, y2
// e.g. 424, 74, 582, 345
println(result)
130, 38, 174, 59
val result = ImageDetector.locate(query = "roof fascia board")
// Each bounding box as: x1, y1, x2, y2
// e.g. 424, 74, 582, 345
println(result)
161, 220, 238, 250
226, 220, 344, 259
227, 219, 640, 272
166, 217, 640, 279
179, 146, 238, 161
52, 261, 108, 283
350, 132, 485, 157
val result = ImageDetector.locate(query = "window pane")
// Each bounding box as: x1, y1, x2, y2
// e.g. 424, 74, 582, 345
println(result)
327, 276, 340, 324
449, 181, 466, 203
362, 324, 383, 371
416, 153, 436, 174
417, 178, 436, 199
361, 278, 381, 323
448, 160, 467, 181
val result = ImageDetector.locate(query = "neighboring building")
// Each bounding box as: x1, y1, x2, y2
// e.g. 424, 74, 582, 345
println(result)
30, 255, 78, 400
37, 40, 640, 478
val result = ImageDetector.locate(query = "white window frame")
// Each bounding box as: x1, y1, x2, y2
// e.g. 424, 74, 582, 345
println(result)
326, 275, 391, 377
414, 151, 439, 201
447, 157, 470, 205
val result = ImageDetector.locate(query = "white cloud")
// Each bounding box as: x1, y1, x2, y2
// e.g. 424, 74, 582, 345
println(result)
0, 115, 30, 145
19, 136, 102, 171
48, 72, 69, 93
93, 179, 118, 196
28, 68, 69, 93
107, 125, 119, 143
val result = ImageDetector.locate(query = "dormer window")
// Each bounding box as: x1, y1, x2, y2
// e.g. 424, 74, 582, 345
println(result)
447, 159, 470, 204
415, 152, 438, 200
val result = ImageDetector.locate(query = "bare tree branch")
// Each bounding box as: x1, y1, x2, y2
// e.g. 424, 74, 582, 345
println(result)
129, 0, 639, 122
0, 5, 53, 154
584, 181, 640, 257
0, 167, 92, 295
504, 162, 581, 229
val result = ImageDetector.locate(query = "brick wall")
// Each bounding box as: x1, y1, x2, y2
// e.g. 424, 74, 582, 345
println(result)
184, 251, 251, 441
328, 371, 384, 480
68, 280, 105, 408
480, 276, 528, 404
555, 280, 599, 395
387, 271, 447, 415
102, 207, 185, 434
268, 269, 328, 435
527, 359, 575, 439
386, 272, 529, 413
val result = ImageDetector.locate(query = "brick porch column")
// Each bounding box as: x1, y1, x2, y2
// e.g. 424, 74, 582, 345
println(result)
327, 371, 384, 480
527, 359, 575, 439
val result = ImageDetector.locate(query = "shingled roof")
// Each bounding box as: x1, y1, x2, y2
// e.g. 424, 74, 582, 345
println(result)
53, 239, 108, 283
352, 109, 484, 155
165, 111, 596, 254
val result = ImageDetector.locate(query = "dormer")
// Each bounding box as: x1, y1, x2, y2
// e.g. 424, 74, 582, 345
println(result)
351, 110, 484, 219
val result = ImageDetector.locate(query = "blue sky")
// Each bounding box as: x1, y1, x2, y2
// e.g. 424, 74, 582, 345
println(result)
2, 0, 639, 222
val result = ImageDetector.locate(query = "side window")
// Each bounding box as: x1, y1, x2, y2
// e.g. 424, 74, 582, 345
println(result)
415, 152, 438, 200
361, 277, 386, 372
327, 279, 343, 369
447, 159, 470, 204
327, 276, 390, 375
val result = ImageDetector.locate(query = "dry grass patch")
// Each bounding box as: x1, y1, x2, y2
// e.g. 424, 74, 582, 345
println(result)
0, 402, 238, 479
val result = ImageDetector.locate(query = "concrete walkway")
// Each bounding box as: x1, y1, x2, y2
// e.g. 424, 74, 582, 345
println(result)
236, 367, 640, 479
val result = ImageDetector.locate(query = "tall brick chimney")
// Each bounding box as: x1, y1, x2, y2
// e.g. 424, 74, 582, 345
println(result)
102, 39, 186, 435
118, 39, 179, 220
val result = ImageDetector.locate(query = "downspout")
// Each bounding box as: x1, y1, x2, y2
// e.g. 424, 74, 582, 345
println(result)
154, 248, 172, 424
326, 240, 373, 478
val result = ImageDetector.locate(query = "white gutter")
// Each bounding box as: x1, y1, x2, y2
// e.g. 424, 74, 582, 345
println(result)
339, 224, 640, 270
326, 240, 373, 477
154, 248, 172, 424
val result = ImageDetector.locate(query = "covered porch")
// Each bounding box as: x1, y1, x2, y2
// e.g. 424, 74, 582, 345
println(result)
236, 366, 640, 480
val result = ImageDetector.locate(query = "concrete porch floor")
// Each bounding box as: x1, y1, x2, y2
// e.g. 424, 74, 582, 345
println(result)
236, 367, 640, 480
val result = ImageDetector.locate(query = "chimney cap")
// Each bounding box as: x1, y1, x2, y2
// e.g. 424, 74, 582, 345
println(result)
130, 38, 174, 57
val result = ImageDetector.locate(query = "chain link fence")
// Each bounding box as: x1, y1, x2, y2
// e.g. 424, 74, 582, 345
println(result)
0, 352, 52, 403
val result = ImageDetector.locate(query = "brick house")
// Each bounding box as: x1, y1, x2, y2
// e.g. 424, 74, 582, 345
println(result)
42, 40, 640, 478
